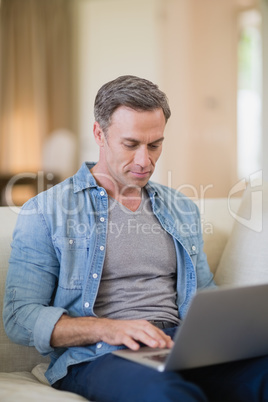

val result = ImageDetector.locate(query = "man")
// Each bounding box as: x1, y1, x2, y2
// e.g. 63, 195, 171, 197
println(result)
3, 75, 268, 401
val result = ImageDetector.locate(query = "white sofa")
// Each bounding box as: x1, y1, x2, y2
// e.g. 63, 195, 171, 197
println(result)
1, 184, 267, 401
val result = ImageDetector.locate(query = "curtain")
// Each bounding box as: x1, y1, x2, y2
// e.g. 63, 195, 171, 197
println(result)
0, 0, 75, 174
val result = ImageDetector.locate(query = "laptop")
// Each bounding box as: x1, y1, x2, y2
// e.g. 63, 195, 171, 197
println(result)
113, 283, 268, 372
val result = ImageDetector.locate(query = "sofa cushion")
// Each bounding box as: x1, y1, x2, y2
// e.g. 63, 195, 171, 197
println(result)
195, 198, 241, 274
31, 363, 50, 385
0, 371, 87, 401
214, 181, 268, 286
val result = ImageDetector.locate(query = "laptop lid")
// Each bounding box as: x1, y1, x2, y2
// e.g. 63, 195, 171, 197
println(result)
113, 283, 268, 371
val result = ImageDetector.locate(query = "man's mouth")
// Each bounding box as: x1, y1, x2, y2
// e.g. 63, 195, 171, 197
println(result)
130, 171, 151, 178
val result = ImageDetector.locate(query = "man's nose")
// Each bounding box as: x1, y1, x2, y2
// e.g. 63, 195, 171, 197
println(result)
134, 146, 150, 167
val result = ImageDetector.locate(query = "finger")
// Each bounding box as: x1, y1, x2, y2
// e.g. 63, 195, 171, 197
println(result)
142, 323, 174, 348
129, 328, 167, 349
121, 334, 141, 351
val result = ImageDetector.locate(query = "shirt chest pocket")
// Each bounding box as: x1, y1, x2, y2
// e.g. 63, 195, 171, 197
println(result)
54, 237, 89, 290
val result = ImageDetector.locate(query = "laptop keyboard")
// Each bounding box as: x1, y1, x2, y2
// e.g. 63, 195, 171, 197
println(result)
144, 352, 169, 363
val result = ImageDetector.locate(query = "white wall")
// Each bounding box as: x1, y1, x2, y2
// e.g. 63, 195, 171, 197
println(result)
160, 0, 239, 197
76, 0, 164, 182
76, 0, 262, 197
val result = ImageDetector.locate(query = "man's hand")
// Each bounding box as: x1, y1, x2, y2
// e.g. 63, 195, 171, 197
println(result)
51, 315, 174, 350
96, 318, 174, 350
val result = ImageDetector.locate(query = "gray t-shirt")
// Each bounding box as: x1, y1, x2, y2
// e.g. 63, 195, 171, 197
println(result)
94, 190, 179, 324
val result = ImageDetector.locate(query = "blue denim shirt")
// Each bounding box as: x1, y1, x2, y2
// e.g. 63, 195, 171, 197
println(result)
3, 162, 215, 384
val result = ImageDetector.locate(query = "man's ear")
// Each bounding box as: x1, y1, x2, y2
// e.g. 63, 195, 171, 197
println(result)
93, 122, 105, 147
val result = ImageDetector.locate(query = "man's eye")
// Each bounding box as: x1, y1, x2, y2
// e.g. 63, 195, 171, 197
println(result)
149, 144, 161, 150
124, 143, 137, 149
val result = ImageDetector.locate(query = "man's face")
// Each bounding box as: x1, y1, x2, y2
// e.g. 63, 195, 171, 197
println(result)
94, 106, 166, 195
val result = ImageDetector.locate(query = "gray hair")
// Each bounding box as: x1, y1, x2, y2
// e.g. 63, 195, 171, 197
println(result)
94, 75, 171, 133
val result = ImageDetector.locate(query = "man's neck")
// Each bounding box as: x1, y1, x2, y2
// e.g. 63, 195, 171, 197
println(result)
113, 192, 142, 212
90, 165, 143, 212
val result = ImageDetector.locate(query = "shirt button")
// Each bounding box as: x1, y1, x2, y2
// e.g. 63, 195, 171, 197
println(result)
191, 245, 196, 251
100, 217, 105, 222
100, 191, 105, 196
97, 343, 102, 349
69, 239, 74, 245
93, 273, 98, 279
100, 245, 104, 251
84, 302, 89, 308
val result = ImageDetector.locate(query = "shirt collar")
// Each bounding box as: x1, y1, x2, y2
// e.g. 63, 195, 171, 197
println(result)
72, 162, 98, 193
145, 181, 160, 198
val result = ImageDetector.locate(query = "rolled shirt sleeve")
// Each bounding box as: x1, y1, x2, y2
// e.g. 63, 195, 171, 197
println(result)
3, 198, 67, 355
